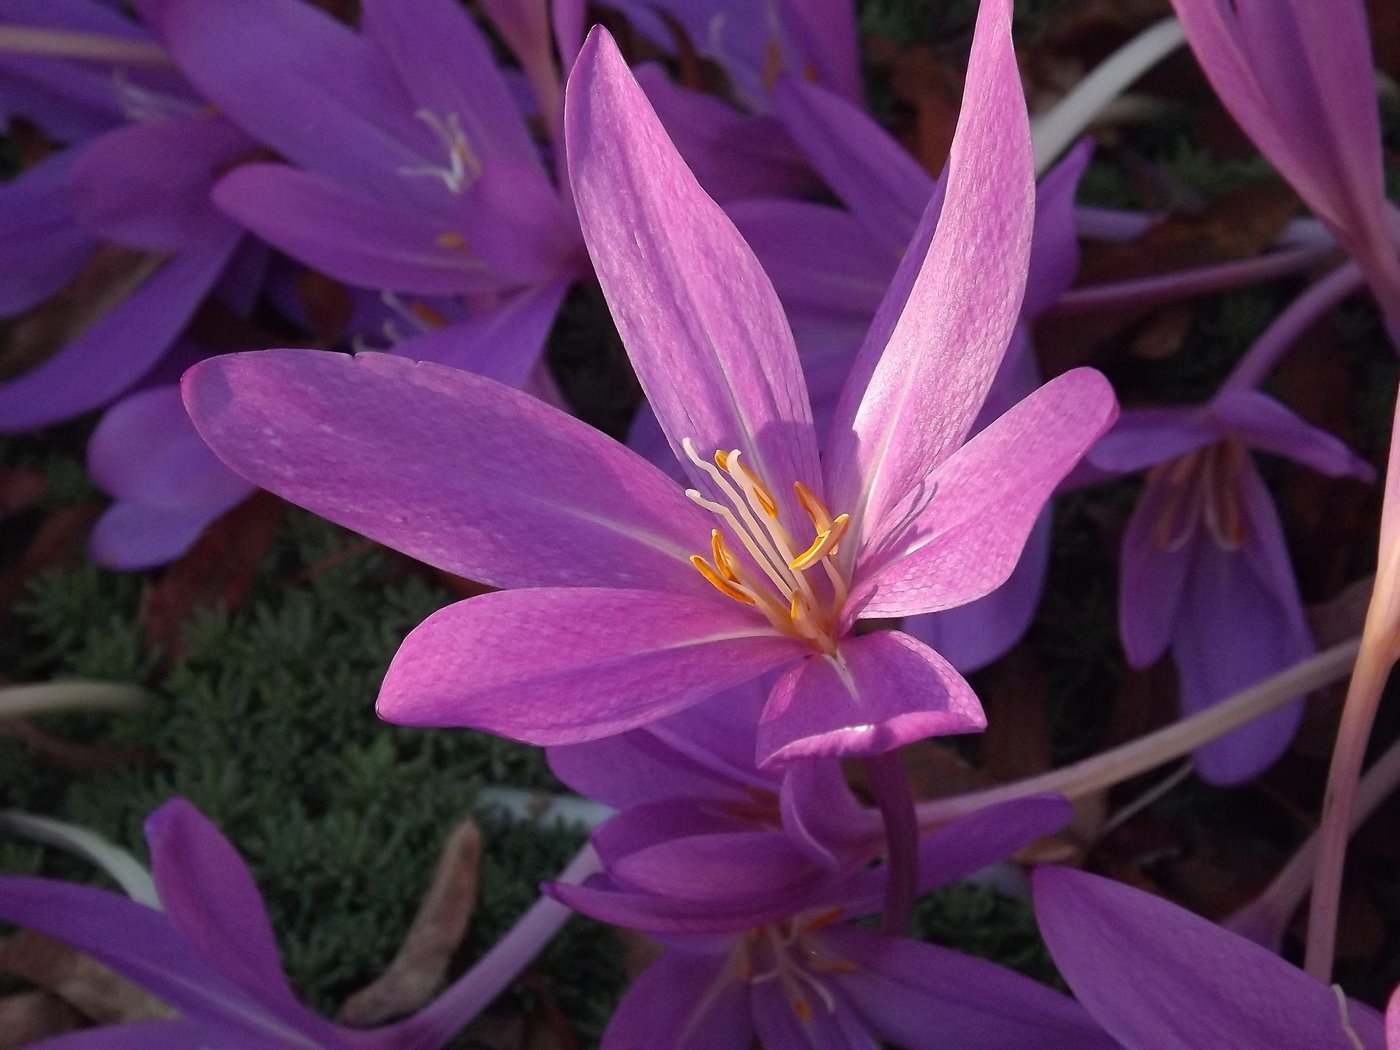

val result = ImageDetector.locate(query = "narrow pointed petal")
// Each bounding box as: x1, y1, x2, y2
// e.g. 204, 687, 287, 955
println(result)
183, 349, 713, 592
1087, 407, 1218, 475
751, 976, 876, 1050
604, 824, 820, 903
757, 631, 984, 766
549, 871, 812, 934
1024, 139, 1092, 317
851, 369, 1117, 618
378, 588, 801, 743
822, 926, 1117, 1049
567, 30, 821, 507
604, 948, 753, 1049
1034, 865, 1386, 1049
90, 501, 243, 571
823, 0, 1033, 549
30, 1019, 231, 1049
144, 800, 335, 1042
213, 165, 504, 297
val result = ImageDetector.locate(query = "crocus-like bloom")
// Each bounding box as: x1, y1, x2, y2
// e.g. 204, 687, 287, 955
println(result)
186, 2, 1116, 765
1090, 388, 1372, 784
551, 784, 1115, 1048
0, 0, 258, 431
1034, 865, 1387, 1049
140, 0, 587, 388
0, 798, 449, 1048
1170, 0, 1400, 342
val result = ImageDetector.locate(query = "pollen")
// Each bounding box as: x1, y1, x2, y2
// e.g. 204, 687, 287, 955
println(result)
681, 438, 850, 652
434, 231, 469, 250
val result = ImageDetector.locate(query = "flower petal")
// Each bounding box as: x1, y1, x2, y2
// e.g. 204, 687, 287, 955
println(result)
28, 1019, 233, 1049
1087, 406, 1220, 475
603, 948, 754, 1049
757, 630, 984, 766
0, 148, 95, 314
850, 369, 1117, 619
566, 30, 822, 513
212, 165, 505, 297
1034, 865, 1386, 1050
1117, 473, 1194, 668
823, 0, 1033, 550
183, 349, 713, 591
751, 973, 876, 1050
821, 925, 1117, 1049
1212, 389, 1373, 480
377, 587, 801, 743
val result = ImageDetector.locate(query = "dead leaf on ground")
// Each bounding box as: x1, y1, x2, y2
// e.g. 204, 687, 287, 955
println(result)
140, 492, 282, 659
0, 717, 152, 775
889, 44, 962, 177
338, 818, 483, 1027
0, 931, 173, 1025
0, 990, 84, 1048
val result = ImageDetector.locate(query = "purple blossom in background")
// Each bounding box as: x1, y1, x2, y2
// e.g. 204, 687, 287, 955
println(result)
0, 0, 259, 431
1170, 0, 1400, 342
1034, 865, 1387, 1049
141, 0, 588, 388
548, 681, 1112, 1046
1090, 388, 1372, 783
0, 798, 446, 1049
185, 2, 1116, 765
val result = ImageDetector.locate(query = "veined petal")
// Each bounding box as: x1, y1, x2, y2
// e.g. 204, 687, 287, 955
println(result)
603, 948, 753, 1050
183, 349, 713, 592
823, 0, 1033, 552
1034, 865, 1386, 1050
0, 148, 95, 314
850, 369, 1117, 619
1024, 139, 1092, 318
377, 588, 802, 743
1118, 474, 1194, 669
550, 872, 814, 935
566, 30, 822, 514
1087, 406, 1219, 475
212, 165, 506, 297
751, 974, 875, 1050
757, 631, 984, 766
821, 926, 1117, 1050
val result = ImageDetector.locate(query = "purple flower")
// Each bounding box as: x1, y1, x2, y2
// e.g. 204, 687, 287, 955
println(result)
552, 785, 1113, 1047
0, 2, 258, 431
185, 4, 1115, 764
1034, 864, 1387, 1049
0, 798, 445, 1048
1170, 0, 1400, 342
1090, 389, 1372, 783
140, 0, 587, 386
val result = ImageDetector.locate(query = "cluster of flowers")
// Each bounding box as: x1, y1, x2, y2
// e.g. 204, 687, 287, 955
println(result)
2, 0, 1399, 1044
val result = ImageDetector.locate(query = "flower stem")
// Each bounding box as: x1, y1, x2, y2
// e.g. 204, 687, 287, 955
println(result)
1030, 17, 1186, 174
0, 25, 171, 66
915, 639, 1360, 827
391, 844, 600, 1048
1229, 732, 1400, 950
862, 752, 919, 936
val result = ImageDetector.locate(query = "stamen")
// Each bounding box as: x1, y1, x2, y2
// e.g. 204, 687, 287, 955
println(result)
1332, 985, 1365, 1050
795, 481, 833, 532
790, 514, 850, 571
399, 110, 481, 194
799, 907, 846, 934
711, 530, 742, 582
792, 995, 813, 1023
690, 556, 756, 605
434, 231, 469, 250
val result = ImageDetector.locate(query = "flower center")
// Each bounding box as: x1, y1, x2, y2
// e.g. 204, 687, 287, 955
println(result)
399, 109, 481, 195
681, 438, 850, 653
740, 909, 855, 1023
1150, 439, 1248, 553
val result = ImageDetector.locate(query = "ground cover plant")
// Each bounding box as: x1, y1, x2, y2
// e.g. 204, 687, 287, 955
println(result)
1, 0, 1400, 1046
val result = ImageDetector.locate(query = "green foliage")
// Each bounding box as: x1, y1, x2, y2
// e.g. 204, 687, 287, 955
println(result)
913, 880, 1066, 991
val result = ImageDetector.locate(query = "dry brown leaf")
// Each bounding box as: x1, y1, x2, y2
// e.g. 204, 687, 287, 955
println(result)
0, 990, 85, 1049
889, 44, 961, 177
0, 469, 47, 519
979, 647, 1053, 784
0, 931, 173, 1025
0, 717, 152, 774
338, 818, 483, 1027
292, 270, 357, 347
141, 492, 282, 658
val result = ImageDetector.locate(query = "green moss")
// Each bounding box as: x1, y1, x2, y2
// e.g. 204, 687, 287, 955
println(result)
913, 880, 1066, 991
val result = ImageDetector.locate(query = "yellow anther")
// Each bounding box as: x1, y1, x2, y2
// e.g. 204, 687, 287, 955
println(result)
690, 555, 755, 605
435, 231, 468, 249
792, 995, 813, 1023
735, 460, 778, 517
790, 514, 850, 571
710, 529, 742, 582
714, 449, 730, 471
408, 300, 448, 329
794, 481, 833, 532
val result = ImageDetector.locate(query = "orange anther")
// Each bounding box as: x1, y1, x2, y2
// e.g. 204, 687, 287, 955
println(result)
690, 555, 755, 605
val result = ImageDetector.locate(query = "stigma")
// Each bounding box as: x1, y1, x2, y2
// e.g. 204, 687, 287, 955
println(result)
1151, 439, 1248, 553
681, 438, 849, 653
